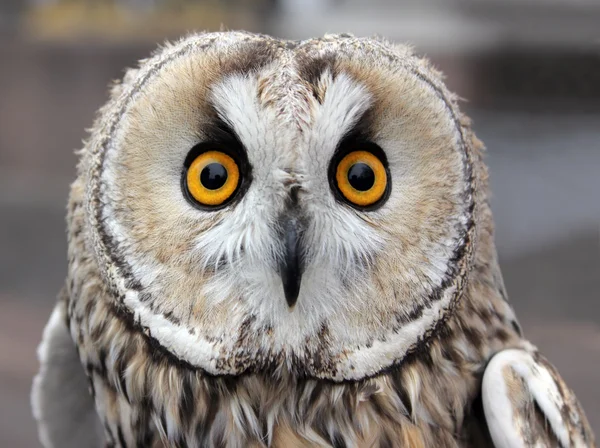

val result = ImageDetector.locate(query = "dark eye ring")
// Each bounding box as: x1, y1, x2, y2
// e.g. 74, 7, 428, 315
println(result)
329, 141, 391, 210
182, 140, 251, 210
185, 150, 240, 206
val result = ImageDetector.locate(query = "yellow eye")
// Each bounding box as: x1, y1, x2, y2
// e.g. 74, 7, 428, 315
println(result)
186, 151, 240, 206
335, 150, 388, 207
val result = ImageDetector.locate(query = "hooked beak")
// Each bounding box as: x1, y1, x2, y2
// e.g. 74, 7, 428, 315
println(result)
279, 217, 303, 308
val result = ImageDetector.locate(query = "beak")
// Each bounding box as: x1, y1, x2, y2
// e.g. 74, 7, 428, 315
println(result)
279, 217, 303, 308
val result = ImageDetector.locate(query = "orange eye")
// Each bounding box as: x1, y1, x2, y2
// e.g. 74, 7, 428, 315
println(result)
186, 151, 240, 206
335, 150, 388, 207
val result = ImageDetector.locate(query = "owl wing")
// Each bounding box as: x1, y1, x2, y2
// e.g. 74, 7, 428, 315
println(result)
482, 348, 595, 448
31, 294, 105, 448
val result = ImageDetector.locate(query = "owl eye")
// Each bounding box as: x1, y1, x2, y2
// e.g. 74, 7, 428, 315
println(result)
184, 150, 240, 207
334, 150, 389, 208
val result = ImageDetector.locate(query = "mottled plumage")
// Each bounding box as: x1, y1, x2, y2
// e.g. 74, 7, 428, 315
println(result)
32, 32, 595, 447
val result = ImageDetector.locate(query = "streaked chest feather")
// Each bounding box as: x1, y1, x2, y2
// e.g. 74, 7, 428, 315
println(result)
68, 273, 520, 448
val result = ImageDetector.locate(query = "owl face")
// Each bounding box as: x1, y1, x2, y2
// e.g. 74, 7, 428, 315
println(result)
85, 32, 475, 380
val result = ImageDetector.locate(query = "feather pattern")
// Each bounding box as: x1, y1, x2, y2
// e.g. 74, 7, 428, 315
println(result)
31, 32, 595, 447
483, 349, 594, 448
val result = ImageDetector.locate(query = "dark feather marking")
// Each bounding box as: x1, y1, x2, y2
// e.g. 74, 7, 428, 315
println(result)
98, 348, 108, 376
391, 374, 413, 418
532, 398, 563, 447
162, 310, 181, 326
494, 327, 511, 343
196, 383, 221, 445
88, 374, 96, 398
218, 38, 279, 77
90, 318, 108, 343
511, 319, 522, 336
463, 325, 483, 350
296, 52, 338, 103
332, 431, 347, 448
179, 372, 196, 428
116, 425, 128, 448
380, 431, 394, 448
463, 390, 495, 446
159, 410, 168, 442
116, 343, 134, 404
312, 407, 333, 445
135, 398, 155, 448
307, 382, 324, 412
104, 421, 116, 446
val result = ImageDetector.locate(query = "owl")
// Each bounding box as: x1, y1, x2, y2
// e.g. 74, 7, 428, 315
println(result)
32, 32, 595, 448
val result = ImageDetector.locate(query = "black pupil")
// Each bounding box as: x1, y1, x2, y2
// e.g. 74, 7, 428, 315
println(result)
200, 163, 228, 190
347, 163, 375, 191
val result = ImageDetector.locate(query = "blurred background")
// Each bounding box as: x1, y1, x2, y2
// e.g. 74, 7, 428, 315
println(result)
0, 0, 598, 445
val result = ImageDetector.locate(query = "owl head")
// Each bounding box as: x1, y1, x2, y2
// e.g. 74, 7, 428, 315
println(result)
80, 32, 482, 381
